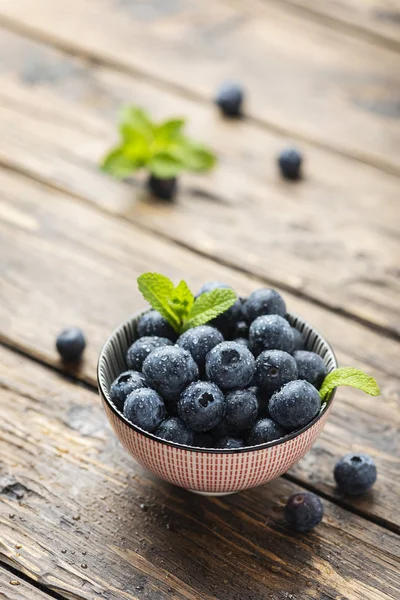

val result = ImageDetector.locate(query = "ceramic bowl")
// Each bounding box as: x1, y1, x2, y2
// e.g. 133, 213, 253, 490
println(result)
98, 310, 337, 495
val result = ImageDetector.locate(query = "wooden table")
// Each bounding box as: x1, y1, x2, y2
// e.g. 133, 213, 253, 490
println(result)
0, 1, 399, 598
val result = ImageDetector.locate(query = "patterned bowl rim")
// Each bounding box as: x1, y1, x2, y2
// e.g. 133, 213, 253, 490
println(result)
98, 309, 338, 454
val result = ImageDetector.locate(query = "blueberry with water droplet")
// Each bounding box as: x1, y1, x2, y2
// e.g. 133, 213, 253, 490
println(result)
178, 381, 225, 432
255, 350, 298, 395
269, 380, 321, 431
249, 315, 294, 356
126, 336, 173, 371
137, 310, 177, 342
143, 346, 199, 401
205, 341, 255, 390
110, 370, 147, 411
123, 388, 166, 433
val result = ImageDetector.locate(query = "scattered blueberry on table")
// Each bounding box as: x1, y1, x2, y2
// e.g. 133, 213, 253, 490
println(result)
278, 147, 303, 180
284, 492, 324, 532
334, 453, 377, 496
214, 82, 244, 117
108, 272, 380, 451
56, 327, 86, 363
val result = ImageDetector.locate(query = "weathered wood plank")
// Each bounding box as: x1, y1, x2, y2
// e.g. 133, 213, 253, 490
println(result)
0, 167, 399, 529
0, 566, 52, 600
264, 0, 400, 49
1, 346, 399, 600
0, 30, 399, 337
0, 0, 399, 174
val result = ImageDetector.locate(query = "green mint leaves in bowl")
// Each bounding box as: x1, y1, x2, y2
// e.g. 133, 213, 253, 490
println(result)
101, 106, 217, 200
319, 367, 380, 402
137, 272, 237, 334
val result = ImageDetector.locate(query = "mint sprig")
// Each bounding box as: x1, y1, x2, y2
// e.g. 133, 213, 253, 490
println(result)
319, 367, 380, 401
101, 106, 216, 179
137, 273, 236, 334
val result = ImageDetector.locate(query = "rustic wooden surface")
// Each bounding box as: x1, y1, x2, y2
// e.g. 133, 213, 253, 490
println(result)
0, 566, 51, 600
0, 1, 399, 599
1, 346, 399, 600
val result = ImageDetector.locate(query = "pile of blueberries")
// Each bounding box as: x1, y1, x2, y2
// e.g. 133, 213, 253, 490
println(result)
109, 283, 328, 450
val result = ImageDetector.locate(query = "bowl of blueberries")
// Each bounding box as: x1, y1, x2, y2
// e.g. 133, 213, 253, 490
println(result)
97, 275, 346, 495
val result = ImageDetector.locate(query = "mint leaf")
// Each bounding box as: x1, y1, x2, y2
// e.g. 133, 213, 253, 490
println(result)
119, 107, 153, 141
183, 288, 237, 331
155, 119, 185, 142
174, 139, 217, 172
101, 148, 138, 178
319, 368, 380, 401
168, 280, 194, 320
149, 152, 183, 178
137, 273, 180, 331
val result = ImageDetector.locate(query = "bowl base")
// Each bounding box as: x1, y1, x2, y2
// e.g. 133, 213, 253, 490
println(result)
187, 489, 238, 497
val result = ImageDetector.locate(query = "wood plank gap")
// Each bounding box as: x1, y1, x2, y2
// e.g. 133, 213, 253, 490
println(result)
260, 0, 400, 53
0, 335, 96, 393
1, 156, 399, 345
0, 560, 70, 600
0, 17, 398, 179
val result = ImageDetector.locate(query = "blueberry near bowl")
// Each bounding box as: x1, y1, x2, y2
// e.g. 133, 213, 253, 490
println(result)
98, 275, 379, 495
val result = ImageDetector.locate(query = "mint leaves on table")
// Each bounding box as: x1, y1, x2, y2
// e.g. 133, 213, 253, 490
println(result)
319, 368, 380, 401
101, 106, 216, 179
137, 273, 236, 334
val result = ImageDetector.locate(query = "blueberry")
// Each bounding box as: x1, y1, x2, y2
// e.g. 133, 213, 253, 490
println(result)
292, 327, 306, 351
284, 492, 323, 532
234, 320, 249, 338
215, 82, 244, 117
196, 281, 242, 338
334, 454, 377, 496
177, 325, 224, 373
197, 281, 231, 296
123, 388, 166, 433
224, 389, 258, 434
192, 433, 214, 448
278, 148, 303, 181
126, 336, 173, 371
235, 337, 250, 348
243, 289, 286, 321
110, 370, 147, 412
147, 174, 177, 200
247, 418, 285, 445
137, 310, 177, 342
178, 381, 225, 432
143, 346, 199, 401
56, 327, 86, 362
217, 437, 245, 449
205, 341, 256, 390
255, 350, 298, 395
269, 380, 321, 431
155, 417, 194, 446
294, 351, 327, 390
249, 315, 294, 356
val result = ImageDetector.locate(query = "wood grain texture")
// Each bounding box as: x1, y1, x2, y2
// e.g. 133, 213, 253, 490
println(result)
0, 566, 51, 600
0, 0, 399, 174
0, 167, 399, 529
0, 30, 399, 337
262, 0, 400, 49
1, 346, 399, 600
